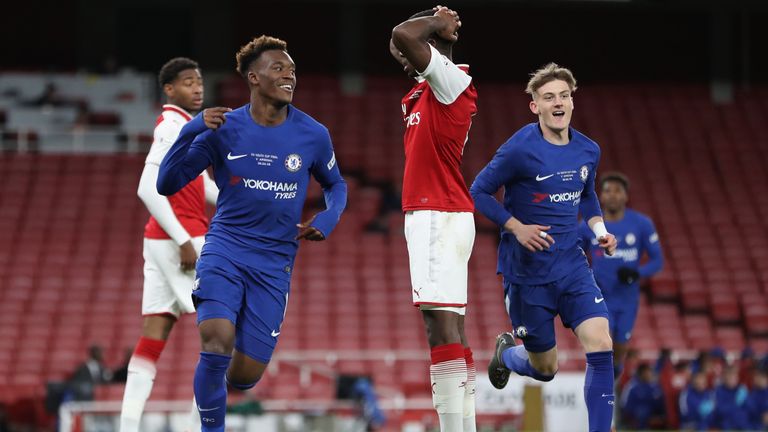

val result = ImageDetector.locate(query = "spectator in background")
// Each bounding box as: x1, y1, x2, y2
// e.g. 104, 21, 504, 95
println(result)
714, 365, 750, 430
679, 371, 715, 431
692, 350, 720, 387
67, 345, 112, 401
747, 368, 768, 431
664, 359, 693, 430
739, 347, 756, 385
620, 363, 665, 429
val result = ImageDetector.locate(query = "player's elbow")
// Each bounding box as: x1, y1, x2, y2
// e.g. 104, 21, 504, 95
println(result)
391, 25, 415, 51
469, 182, 487, 202
155, 177, 176, 196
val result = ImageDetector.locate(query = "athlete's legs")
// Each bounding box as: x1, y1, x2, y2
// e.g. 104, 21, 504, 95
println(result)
120, 315, 176, 432
575, 317, 614, 432
457, 316, 477, 432
493, 280, 559, 384
610, 305, 637, 379
121, 237, 194, 432
227, 351, 268, 386
423, 309, 466, 432
194, 317, 235, 432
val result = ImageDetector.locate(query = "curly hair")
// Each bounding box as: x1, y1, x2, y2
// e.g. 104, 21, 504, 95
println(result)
235, 35, 288, 77
525, 62, 577, 96
158, 57, 199, 87
600, 172, 630, 192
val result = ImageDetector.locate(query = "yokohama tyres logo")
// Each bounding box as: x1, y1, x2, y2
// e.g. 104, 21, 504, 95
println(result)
532, 190, 582, 204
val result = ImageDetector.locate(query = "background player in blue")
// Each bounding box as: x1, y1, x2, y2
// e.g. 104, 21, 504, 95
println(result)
470, 63, 618, 432
156, 36, 347, 432
579, 172, 663, 379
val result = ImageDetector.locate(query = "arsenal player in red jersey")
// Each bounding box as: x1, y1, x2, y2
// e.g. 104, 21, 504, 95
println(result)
120, 57, 218, 432
390, 6, 478, 431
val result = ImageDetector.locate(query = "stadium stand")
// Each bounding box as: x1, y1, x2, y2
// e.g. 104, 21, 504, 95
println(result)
2, 74, 768, 429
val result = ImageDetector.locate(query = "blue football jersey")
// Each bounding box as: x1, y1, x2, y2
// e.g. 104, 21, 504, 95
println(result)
579, 209, 663, 303
471, 123, 603, 284
157, 104, 347, 273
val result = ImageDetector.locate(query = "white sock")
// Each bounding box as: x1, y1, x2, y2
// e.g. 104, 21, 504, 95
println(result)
187, 396, 202, 431
431, 358, 467, 432
463, 357, 477, 432
119, 357, 157, 432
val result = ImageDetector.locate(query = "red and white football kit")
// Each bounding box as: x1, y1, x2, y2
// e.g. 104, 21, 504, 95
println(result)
401, 45, 477, 314
138, 104, 217, 317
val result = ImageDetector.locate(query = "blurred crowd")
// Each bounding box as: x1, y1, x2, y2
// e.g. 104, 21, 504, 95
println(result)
617, 348, 768, 431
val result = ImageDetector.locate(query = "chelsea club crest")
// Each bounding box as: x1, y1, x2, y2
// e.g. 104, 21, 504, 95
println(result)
285, 154, 302, 172
580, 165, 589, 182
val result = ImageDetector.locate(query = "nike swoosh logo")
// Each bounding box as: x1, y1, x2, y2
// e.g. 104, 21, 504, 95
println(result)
536, 174, 554, 181
227, 152, 248, 160
271, 330, 281, 337
198, 406, 219, 412
594, 297, 605, 304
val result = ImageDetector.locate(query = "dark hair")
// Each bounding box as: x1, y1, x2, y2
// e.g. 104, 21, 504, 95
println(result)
600, 172, 630, 192
236, 35, 288, 77
409, 9, 435, 19
636, 363, 652, 375
158, 57, 199, 87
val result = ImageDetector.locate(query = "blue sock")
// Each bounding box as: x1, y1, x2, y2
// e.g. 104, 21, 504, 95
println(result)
194, 352, 231, 432
584, 351, 615, 432
501, 345, 555, 382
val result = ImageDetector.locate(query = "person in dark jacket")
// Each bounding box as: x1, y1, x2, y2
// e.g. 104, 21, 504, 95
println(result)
620, 363, 665, 429
714, 365, 750, 430
748, 368, 768, 431
679, 371, 715, 431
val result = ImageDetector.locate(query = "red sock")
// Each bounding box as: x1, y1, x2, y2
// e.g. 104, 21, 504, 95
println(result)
431, 343, 465, 365
133, 336, 166, 363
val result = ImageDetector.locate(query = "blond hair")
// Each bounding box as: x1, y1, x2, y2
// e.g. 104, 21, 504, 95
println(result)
525, 62, 577, 97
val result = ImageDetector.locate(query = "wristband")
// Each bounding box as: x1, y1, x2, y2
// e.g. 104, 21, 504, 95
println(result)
592, 221, 608, 239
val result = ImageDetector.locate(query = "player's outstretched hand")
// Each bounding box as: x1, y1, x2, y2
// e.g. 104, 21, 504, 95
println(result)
598, 233, 618, 256
433, 5, 461, 42
504, 218, 555, 252
179, 240, 198, 272
203, 107, 232, 130
296, 215, 325, 241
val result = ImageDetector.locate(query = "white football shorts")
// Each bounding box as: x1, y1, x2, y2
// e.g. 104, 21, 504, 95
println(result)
404, 210, 475, 315
142, 236, 205, 317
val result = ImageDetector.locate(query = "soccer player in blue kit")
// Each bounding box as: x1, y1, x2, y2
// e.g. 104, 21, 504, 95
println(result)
579, 173, 663, 379
157, 36, 347, 431
470, 63, 618, 432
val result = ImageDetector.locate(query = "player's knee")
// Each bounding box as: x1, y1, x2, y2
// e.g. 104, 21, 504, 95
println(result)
200, 331, 234, 355
226, 373, 260, 391
531, 361, 558, 378
226, 369, 263, 389
585, 333, 613, 353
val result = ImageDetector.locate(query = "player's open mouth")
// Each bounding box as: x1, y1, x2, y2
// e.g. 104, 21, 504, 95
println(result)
553, 111, 565, 117
279, 84, 294, 92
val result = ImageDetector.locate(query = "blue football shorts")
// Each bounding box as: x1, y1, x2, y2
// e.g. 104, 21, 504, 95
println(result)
192, 252, 290, 364
503, 266, 609, 353
604, 296, 638, 343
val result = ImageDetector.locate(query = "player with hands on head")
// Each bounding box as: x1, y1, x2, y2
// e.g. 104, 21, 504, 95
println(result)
390, 5, 479, 432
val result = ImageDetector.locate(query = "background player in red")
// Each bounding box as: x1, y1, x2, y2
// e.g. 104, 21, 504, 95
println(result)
390, 6, 478, 431
120, 57, 218, 432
